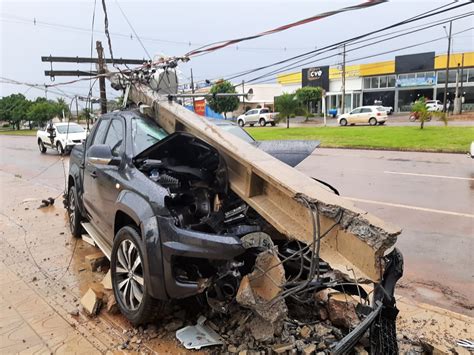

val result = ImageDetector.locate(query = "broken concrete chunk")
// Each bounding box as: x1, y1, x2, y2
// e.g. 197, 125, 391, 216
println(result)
105, 292, 118, 314
302, 344, 316, 355
85, 251, 108, 272
101, 270, 112, 290
80, 288, 102, 316
248, 315, 275, 342
236, 250, 288, 323
299, 325, 312, 339
271, 343, 295, 354
327, 293, 361, 329
314, 288, 338, 304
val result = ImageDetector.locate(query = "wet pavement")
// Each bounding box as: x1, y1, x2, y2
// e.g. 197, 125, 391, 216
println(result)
0, 135, 473, 353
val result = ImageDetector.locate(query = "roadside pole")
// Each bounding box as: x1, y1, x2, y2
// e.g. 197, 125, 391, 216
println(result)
96, 41, 107, 114
453, 63, 461, 115
75, 96, 79, 123
459, 53, 465, 114
442, 21, 452, 113
191, 68, 196, 110
341, 44, 346, 114
322, 94, 327, 126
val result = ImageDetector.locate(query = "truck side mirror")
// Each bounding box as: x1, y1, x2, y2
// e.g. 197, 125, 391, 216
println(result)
87, 144, 121, 166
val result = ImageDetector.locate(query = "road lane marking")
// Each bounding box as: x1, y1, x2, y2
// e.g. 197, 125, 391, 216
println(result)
347, 197, 474, 219
384, 171, 474, 181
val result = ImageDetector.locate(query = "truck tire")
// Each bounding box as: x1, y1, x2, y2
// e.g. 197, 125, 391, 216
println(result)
259, 118, 266, 127
111, 226, 165, 326
57, 142, 65, 155
67, 185, 82, 238
38, 139, 47, 153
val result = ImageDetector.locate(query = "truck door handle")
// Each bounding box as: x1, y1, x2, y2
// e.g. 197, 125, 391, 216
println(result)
89, 171, 97, 179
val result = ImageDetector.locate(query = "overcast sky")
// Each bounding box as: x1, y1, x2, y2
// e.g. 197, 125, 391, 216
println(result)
1, 0, 473, 108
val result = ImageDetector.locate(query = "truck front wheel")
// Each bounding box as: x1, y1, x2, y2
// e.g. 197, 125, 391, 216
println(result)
67, 185, 82, 238
111, 226, 165, 326
38, 139, 46, 153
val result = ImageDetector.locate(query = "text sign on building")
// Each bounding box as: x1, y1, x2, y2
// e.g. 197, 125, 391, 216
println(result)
396, 76, 436, 87
395, 52, 435, 73
194, 99, 206, 116
302, 66, 329, 90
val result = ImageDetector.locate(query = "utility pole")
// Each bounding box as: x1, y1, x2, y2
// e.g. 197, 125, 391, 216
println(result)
459, 53, 465, 114
96, 41, 107, 114
75, 96, 79, 123
341, 44, 346, 114
442, 21, 452, 113
242, 80, 245, 112
190, 68, 196, 110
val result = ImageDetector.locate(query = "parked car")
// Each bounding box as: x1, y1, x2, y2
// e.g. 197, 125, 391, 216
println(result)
338, 106, 388, 126
37, 122, 87, 155
66, 110, 321, 325
425, 100, 443, 112
236, 108, 278, 127
373, 100, 393, 115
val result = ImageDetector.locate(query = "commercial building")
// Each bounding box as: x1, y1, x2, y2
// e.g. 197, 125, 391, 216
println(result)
276, 51, 474, 113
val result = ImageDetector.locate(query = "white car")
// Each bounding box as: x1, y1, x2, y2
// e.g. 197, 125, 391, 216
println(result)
37, 122, 87, 155
237, 108, 278, 127
338, 106, 388, 126
425, 100, 443, 112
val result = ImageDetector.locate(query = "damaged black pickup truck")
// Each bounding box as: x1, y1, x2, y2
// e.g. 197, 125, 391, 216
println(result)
66, 109, 403, 354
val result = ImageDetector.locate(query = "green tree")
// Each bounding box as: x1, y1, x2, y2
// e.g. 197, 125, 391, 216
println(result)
275, 93, 301, 129
27, 101, 59, 127
411, 98, 431, 130
0, 94, 32, 129
296, 87, 322, 121
207, 80, 239, 119
55, 97, 70, 120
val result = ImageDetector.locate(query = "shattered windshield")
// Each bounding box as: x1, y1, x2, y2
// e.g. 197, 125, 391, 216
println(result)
132, 116, 168, 156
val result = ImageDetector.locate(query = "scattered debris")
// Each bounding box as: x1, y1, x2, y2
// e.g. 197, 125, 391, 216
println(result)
101, 270, 112, 290
84, 251, 108, 272
80, 288, 103, 316
165, 318, 184, 332
327, 292, 361, 329
271, 342, 295, 354
38, 197, 55, 208
176, 316, 223, 350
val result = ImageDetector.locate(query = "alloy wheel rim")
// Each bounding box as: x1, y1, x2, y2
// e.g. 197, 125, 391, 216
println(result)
68, 191, 75, 228
115, 239, 144, 311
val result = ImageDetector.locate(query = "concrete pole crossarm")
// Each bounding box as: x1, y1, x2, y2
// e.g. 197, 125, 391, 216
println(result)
128, 82, 401, 283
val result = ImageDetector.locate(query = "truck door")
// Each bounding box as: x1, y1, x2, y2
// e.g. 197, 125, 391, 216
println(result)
93, 117, 126, 238
83, 118, 110, 229
248, 109, 258, 124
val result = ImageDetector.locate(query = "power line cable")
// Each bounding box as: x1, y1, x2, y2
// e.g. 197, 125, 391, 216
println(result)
243, 16, 473, 84
114, 0, 152, 60
210, 1, 472, 84
247, 27, 473, 85
184, 0, 389, 57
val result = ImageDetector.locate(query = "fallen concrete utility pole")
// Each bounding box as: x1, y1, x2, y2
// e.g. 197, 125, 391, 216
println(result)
125, 81, 400, 283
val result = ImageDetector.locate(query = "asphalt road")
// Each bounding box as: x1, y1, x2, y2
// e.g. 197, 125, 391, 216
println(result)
1, 135, 473, 315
